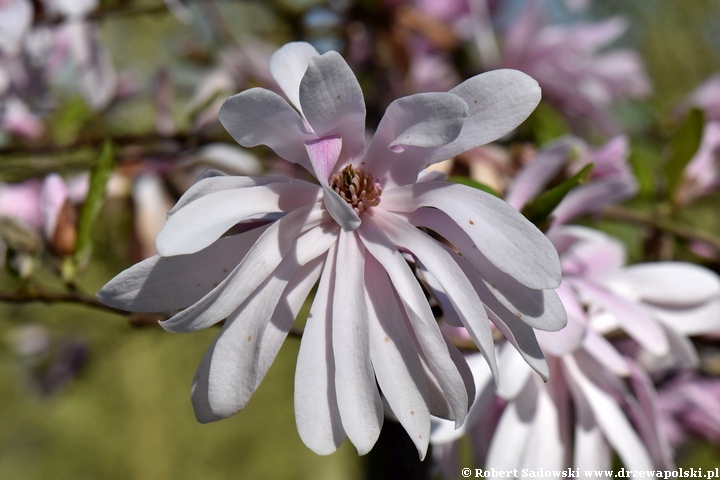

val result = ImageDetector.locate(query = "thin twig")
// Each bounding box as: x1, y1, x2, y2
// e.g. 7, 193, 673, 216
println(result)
601, 205, 720, 251
0, 289, 125, 314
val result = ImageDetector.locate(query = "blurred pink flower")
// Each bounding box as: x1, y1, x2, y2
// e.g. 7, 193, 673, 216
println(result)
99, 41, 566, 458
658, 373, 720, 448
500, 1, 651, 133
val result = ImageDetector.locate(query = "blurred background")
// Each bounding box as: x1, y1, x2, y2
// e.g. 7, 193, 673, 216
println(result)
1, 0, 720, 478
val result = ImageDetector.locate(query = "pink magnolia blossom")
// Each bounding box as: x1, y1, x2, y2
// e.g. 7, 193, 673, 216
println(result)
506, 135, 637, 227
658, 373, 720, 448
500, 0, 650, 133
98, 41, 566, 457
432, 226, 720, 474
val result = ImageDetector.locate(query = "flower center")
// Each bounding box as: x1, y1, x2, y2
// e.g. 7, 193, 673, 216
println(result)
329, 165, 382, 215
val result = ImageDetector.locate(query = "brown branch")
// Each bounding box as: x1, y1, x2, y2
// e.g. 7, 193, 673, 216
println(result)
600, 205, 720, 252
0, 288, 125, 315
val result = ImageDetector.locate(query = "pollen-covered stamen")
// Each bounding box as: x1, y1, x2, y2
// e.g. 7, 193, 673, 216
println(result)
330, 165, 382, 215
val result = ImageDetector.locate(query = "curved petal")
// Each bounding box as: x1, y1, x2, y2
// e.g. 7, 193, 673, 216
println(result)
405, 207, 566, 331
605, 262, 720, 307
97, 224, 268, 312
375, 210, 499, 381
219, 88, 313, 170
269, 41, 319, 114
366, 254, 431, 459
156, 182, 321, 256
358, 217, 469, 426
648, 299, 720, 336
363, 92, 468, 183
429, 70, 541, 165
159, 205, 329, 332
295, 242, 346, 455
553, 179, 637, 226
305, 135, 361, 231
299, 51, 366, 164
206, 238, 332, 419
333, 230, 383, 454
383, 181, 561, 289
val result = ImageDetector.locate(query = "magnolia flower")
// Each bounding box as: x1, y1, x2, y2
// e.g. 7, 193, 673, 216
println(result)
432, 226, 720, 475
98, 42, 565, 458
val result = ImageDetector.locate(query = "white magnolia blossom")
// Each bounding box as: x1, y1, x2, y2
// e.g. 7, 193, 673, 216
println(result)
98, 42, 566, 458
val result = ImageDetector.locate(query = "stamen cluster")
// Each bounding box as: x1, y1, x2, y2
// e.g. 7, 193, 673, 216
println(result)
330, 165, 382, 215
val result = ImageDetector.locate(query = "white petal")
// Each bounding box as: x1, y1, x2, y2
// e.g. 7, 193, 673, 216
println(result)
359, 217, 469, 426
486, 378, 537, 471
159, 205, 329, 332
295, 242, 346, 455
606, 262, 720, 307
299, 51, 366, 163
156, 182, 321, 256
648, 299, 720, 336
581, 330, 629, 376
428, 69, 541, 165
97, 225, 267, 312
496, 342, 535, 400
206, 252, 328, 419
332, 230, 383, 455
0, 0, 33, 54
519, 380, 566, 472
375, 210, 499, 380
383, 182, 561, 289
406, 207, 566, 331
254, 259, 325, 389
363, 92, 468, 184
366, 254, 431, 458
219, 88, 313, 170
269, 41, 319, 114
190, 335, 223, 424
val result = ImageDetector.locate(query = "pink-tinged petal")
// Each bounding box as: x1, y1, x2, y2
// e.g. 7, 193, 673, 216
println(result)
156, 182, 321, 256
558, 227, 626, 278
553, 179, 637, 226
299, 51, 366, 163
305, 135, 361, 231
254, 260, 324, 390
366, 254, 431, 458
359, 217, 469, 426
132, 173, 175, 258
0, 179, 43, 230
383, 181, 561, 289
648, 299, 720, 336
295, 242, 346, 455
206, 254, 328, 419
97, 224, 268, 312
40, 174, 69, 242
332, 230, 383, 455
486, 378, 537, 471
427, 70, 542, 165
375, 210, 499, 380
219, 88, 313, 170
269, 41, 319, 114
626, 360, 674, 470
405, 208, 566, 331
159, 205, 329, 332
363, 93, 468, 183
659, 324, 700, 370
572, 278, 669, 357
505, 137, 580, 210
581, 330, 629, 376
605, 262, 720, 307
565, 354, 654, 470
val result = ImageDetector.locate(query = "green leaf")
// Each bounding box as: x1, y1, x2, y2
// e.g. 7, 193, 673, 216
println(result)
73, 140, 115, 273
526, 101, 570, 146
523, 163, 594, 228
665, 108, 704, 199
629, 140, 660, 197
448, 176, 502, 198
